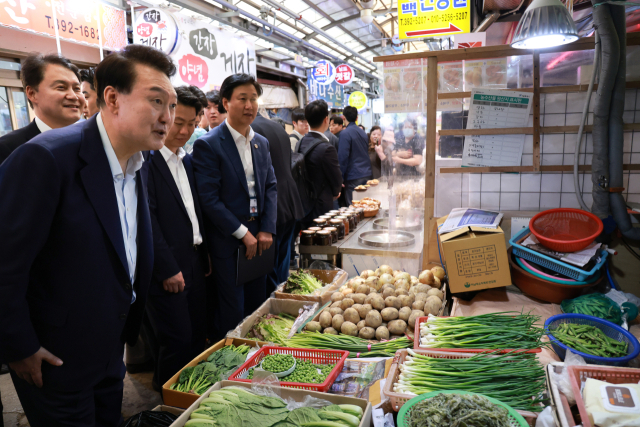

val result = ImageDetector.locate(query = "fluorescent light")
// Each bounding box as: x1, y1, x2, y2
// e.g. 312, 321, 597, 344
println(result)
511, 0, 579, 49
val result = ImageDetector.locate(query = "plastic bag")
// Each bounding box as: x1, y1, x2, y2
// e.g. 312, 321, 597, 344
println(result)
121, 411, 178, 427
561, 293, 623, 325
553, 350, 587, 406
245, 374, 334, 411
287, 302, 319, 339
534, 406, 556, 427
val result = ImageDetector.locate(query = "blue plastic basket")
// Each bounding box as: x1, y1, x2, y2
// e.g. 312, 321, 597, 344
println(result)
545, 314, 640, 366
510, 227, 607, 281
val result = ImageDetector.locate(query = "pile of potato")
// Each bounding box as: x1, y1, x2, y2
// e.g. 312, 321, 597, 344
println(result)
305, 265, 445, 340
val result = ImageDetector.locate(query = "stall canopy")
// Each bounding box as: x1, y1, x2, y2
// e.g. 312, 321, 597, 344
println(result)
260, 85, 300, 109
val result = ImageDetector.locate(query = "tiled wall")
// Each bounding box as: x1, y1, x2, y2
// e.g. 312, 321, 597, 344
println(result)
435, 89, 640, 216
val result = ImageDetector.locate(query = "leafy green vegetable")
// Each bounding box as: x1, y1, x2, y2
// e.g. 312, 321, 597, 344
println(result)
407, 393, 511, 427
318, 411, 359, 427
246, 313, 297, 345
284, 270, 324, 295
286, 408, 321, 425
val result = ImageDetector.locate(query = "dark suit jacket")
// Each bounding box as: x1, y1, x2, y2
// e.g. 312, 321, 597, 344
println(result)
338, 123, 372, 181
0, 116, 153, 391
324, 129, 339, 151
192, 122, 278, 259
298, 132, 343, 218
251, 114, 303, 226
145, 151, 207, 293
0, 120, 40, 164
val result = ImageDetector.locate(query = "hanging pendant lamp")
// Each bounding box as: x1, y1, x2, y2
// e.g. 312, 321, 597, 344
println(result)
511, 0, 579, 49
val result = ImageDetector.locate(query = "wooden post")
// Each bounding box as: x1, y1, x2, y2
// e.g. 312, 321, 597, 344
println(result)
422, 56, 438, 270
533, 51, 541, 172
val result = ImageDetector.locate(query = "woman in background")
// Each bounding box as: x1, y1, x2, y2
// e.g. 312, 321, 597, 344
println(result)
393, 118, 424, 176
368, 126, 382, 178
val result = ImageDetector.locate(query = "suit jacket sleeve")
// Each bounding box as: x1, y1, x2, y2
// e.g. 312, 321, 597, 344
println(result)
338, 130, 351, 179
323, 145, 343, 198
0, 144, 60, 362
146, 163, 181, 283
192, 138, 243, 237
261, 143, 278, 235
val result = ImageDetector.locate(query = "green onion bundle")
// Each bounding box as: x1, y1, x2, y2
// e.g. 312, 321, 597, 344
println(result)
285, 331, 412, 358
394, 349, 546, 412
420, 312, 546, 350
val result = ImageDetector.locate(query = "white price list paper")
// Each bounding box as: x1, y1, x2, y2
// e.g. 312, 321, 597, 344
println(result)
462, 89, 533, 167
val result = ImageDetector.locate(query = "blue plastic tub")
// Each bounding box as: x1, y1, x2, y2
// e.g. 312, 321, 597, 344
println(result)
510, 227, 607, 281
545, 314, 640, 366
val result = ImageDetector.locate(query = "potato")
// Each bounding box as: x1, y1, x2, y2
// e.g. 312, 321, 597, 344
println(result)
415, 284, 432, 294
331, 292, 344, 302
415, 292, 428, 302
319, 311, 333, 329
380, 321, 388, 328
395, 288, 409, 297
365, 310, 382, 328
365, 276, 380, 290
377, 273, 395, 290
427, 288, 444, 300
371, 295, 386, 311
364, 294, 376, 305
398, 295, 413, 308
332, 314, 345, 331
357, 303, 373, 319
431, 266, 445, 280
381, 307, 399, 321
356, 284, 370, 295
342, 288, 355, 297
419, 270, 435, 285
359, 326, 375, 339
375, 326, 390, 341
351, 293, 367, 304
343, 307, 360, 324
388, 319, 407, 335
379, 265, 394, 275
424, 296, 442, 315
408, 310, 425, 328
394, 278, 410, 290
341, 298, 355, 310
398, 306, 412, 322
324, 327, 338, 335
412, 300, 425, 311
305, 321, 322, 332
360, 269, 376, 279
329, 307, 344, 317
345, 278, 358, 289
410, 276, 419, 285
432, 276, 442, 289
352, 303, 363, 313
393, 270, 401, 277
396, 272, 411, 282
357, 320, 366, 331
382, 287, 395, 299
331, 301, 342, 308
369, 287, 378, 294
341, 321, 358, 336
385, 296, 402, 310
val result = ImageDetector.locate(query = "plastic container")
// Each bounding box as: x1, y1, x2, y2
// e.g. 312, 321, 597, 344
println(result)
413, 315, 542, 353
529, 208, 603, 252
260, 357, 296, 378
510, 227, 608, 281
383, 349, 542, 422
567, 364, 640, 427
397, 390, 528, 427
545, 314, 640, 366
228, 346, 348, 392
515, 257, 600, 285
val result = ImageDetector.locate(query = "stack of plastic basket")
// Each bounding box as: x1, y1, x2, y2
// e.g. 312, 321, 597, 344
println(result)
508, 209, 606, 303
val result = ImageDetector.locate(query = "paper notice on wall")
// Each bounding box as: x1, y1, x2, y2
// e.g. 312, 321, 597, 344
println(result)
383, 59, 423, 113
462, 88, 533, 167
462, 58, 507, 91
438, 61, 463, 92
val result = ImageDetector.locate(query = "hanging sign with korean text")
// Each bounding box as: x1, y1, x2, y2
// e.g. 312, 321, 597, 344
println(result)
311, 60, 335, 85
307, 71, 344, 109
397, 0, 470, 40
134, 8, 179, 55
0, 0, 126, 50
334, 64, 354, 86
349, 91, 367, 110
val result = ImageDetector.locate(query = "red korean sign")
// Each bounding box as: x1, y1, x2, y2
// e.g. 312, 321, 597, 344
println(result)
178, 54, 209, 88
334, 64, 354, 86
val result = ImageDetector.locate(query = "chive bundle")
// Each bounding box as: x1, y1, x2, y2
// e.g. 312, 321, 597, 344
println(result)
285, 331, 413, 358
394, 349, 546, 412
420, 312, 546, 350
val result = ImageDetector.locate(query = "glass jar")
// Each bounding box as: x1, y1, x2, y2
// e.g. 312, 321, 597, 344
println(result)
329, 210, 340, 215
324, 227, 338, 243
347, 214, 356, 231
318, 215, 331, 221
329, 219, 345, 240
313, 218, 327, 228
314, 230, 332, 246
356, 208, 365, 221
300, 230, 315, 246
324, 212, 336, 218
335, 216, 349, 235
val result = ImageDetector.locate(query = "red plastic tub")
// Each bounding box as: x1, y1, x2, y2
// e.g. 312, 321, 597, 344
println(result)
529, 208, 603, 252
228, 346, 348, 392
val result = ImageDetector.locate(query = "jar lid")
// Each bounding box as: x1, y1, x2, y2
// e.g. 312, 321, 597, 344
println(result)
308, 227, 322, 231
302, 230, 316, 235
330, 219, 343, 224
335, 216, 347, 219
313, 218, 326, 223
316, 230, 331, 235
324, 227, 337, 232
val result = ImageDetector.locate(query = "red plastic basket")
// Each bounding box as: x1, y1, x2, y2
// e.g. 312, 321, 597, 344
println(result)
567, 364, 640, 427
413, 316, 542, 353
529, 208, 603, 252
228, 346, 348, 392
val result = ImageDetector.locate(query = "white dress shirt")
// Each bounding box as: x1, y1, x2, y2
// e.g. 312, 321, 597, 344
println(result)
225, 120, 255, 240
309, 130, 329, 142
35, 116, 52, 133
96, 113, 144, 304
159, 146, 203, 245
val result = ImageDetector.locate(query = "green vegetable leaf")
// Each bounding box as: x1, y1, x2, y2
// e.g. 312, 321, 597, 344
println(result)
319, 405, 343, 413
286, 408, 321, 425
179, 367, 195, 384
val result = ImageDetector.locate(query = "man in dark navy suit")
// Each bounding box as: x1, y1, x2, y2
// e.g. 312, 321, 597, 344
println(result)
193, 74, 277, 339
0, 53, 83, 164
0, 45, 177, 426
145, 86, 209, 388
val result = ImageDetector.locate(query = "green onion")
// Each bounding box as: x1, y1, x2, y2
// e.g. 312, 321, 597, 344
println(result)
285, 332, 412, 358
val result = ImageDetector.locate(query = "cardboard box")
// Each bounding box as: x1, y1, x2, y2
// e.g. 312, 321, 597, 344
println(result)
437, 216, 512, 293
151, 405, 185, 417
169, 380, 373, 427
162, 337, 266, 409
274, 268, 348, 305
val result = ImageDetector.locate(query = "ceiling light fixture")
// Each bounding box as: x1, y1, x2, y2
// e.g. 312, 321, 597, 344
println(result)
511, 0, 579, 49
361, 9, 375, 25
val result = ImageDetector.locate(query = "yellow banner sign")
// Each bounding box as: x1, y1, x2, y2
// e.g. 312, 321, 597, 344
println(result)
398, 0, 470, 40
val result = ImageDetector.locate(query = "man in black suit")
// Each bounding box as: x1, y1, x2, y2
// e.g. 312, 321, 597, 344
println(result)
252, 113, 304, 296
0, 53, 83, 164
0, 45, 176, 426
144, 86, 209, 388
329, 115, 343, 139
297, 100, 343, 227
